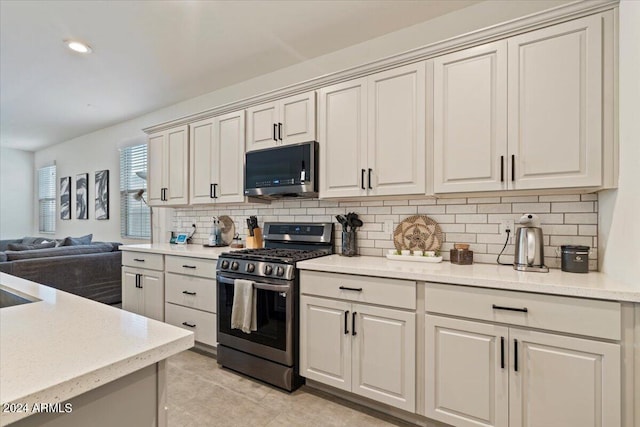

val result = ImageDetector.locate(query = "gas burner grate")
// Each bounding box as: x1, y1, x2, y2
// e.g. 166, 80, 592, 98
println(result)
223, 248, 330, 264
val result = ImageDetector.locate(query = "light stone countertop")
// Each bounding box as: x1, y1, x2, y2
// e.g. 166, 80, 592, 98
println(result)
0, 273, 194, 426
297, 255, 640, 303
120, 243, 238, 259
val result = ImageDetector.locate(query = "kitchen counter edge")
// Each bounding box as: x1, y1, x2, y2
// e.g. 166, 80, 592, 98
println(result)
297, 255, 640, 303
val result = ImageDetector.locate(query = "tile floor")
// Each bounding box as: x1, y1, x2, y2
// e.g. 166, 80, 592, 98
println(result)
166, 349, 415, 426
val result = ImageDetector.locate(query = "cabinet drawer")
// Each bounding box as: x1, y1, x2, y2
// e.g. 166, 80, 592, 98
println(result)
165, 272, 216, 313
165, 255, 217, 278
425, 283, 621, 340
300, 271, 416, 310
165, 303, 217, 347
122, 251, 164, 271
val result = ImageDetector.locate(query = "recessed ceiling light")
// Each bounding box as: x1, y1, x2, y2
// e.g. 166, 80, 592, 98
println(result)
64, 40, 92, 54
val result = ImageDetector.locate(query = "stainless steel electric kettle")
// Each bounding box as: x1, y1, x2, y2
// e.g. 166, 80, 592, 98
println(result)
513, 214, 549, 273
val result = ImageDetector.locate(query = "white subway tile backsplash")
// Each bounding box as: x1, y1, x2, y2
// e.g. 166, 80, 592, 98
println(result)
466, 224, 500, 233
409, 199, 437, 205
467, 197, 501, 204
512, 203, 551, 213
564, 213, 598, 224
391, 206, 418, 215
446, 204, 477, 214
436, 198, 467, 205
455, 214, 487, 223
173, 192, 598, 271
501, 195, 539, 203
478, 204, 512, 214
551, 202, 594, 213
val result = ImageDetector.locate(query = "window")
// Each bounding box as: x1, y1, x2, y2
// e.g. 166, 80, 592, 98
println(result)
120, 144, 150, 239
38, 165, 56, 233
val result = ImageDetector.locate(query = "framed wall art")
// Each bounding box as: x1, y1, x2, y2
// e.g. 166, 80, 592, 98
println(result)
76, 173, 89, 220
60, 176, 71, 220
95, 169, 109, 220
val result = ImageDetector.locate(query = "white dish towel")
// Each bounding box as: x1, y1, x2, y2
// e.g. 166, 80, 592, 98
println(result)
231, 279, 257, 333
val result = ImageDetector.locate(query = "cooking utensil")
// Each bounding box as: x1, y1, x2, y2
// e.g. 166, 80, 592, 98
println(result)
335, 215, 348, 232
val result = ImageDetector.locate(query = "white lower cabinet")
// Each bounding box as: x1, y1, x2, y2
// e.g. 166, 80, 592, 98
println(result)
122, 266, 164, 321
300, 272, 416, 412
163, 256, 217, 347
425, 283, 621, 427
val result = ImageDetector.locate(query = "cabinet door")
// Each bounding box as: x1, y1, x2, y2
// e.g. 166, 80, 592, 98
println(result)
318, 78, 368, 198
508, 15, 602, 190
165, 125, 189, 205
189, 118, 216, 205
433, 41, 508, 193
215, 110, 245, 203
509, 328, 620, 427
425, 315, 509, 427
280, 91, 316, 145
300, 296, 352, 391
141, 270, 164, 322
246, 101, 279, 151
147, 132, 165, 206
122, 267, 143, 315
352, 304, 416, 412
367, 62, 426, 196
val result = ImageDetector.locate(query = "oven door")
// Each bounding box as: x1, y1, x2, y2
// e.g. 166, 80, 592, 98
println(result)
217, 273, 294, 366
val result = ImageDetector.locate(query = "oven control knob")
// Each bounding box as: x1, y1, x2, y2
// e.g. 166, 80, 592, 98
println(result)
264, 265, 273, 275
246, 263, 255, 273
276, 266, 285, 277
221, 260, 229, 269
231, 261, 239, 271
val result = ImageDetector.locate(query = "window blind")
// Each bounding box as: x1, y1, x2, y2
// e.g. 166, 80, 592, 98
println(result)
37, 165, 56, 233
120, 144, 150, 238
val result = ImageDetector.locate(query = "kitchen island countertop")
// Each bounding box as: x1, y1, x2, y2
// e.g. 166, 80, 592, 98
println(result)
297, 255, 640, 303
0, 273, 194, 426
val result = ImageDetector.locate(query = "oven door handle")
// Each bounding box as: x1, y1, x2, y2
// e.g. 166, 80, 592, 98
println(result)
252, 283, 290, 292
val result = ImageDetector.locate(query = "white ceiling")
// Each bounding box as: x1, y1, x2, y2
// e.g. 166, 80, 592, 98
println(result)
0, 0, 480, 152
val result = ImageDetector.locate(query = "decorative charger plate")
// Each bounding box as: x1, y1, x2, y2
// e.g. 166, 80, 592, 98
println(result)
393, 215, 443, 252
219, 215, 235, 245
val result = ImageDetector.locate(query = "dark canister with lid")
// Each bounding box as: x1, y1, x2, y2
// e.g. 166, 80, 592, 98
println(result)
560, 245, 590, 273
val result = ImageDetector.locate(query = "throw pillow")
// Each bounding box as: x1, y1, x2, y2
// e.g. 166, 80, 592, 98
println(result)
7, 241, 57, 251
61, 234, 93, 246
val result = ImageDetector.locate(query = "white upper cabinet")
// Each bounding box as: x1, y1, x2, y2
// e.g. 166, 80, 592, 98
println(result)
190, 110, 245, 205
147, 125, 189, 206
507, 14, 602, 190
433, 14, 605, 194
318, 78, 368, 198
433, 41, 508, 193
319, 62, 426, 198
246, 91, 316, 151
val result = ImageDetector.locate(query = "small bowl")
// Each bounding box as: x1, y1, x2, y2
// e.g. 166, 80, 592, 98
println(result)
424, 251, 435, 257
400, 250, 411, 256
413, 250, 423, 256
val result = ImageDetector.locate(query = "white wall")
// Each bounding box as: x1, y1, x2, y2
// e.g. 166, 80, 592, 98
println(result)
0, 147, 34, 238
32, 0, 572, 243
599, 0, 640, 285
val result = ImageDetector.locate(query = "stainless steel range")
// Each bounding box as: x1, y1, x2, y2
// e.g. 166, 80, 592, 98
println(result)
216, 222, 333, 391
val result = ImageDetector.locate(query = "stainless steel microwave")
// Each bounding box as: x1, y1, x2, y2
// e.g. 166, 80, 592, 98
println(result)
244, 141, 318, 200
